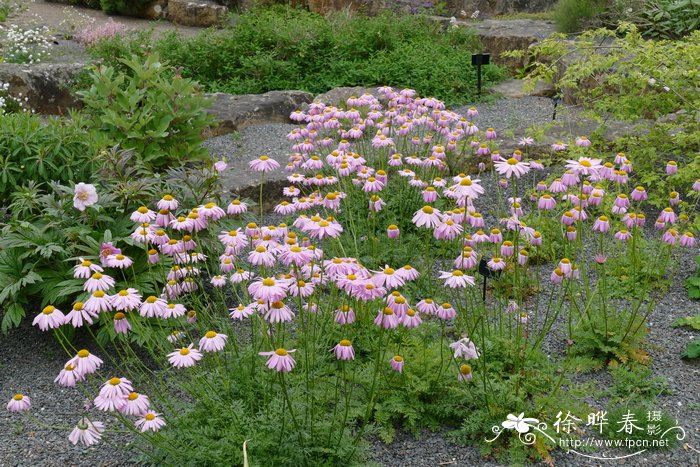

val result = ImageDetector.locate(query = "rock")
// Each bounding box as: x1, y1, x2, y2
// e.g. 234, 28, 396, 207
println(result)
168, 0, 228, 27
311, 86, 381, 107
434, 18, 556, 71
204, 90, 314, 138
446, 0, 556, 18
0, 62, 84, 114
490, 78, 555, 98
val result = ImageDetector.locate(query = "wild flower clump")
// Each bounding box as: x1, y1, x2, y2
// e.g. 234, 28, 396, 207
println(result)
0, 81, 29, 114
6, 88, 698, 464
75, 18, 127, 46
2, 24, 52, 64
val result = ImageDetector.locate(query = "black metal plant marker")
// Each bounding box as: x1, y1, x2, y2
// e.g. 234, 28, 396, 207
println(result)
478, 257, 501, 301
471, 53, 491, 98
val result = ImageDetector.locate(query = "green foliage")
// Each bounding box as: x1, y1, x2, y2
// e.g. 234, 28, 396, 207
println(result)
99, 0, 152, 14
0, 112, 101, 200
87, 7, 505, 105
684, 255, 700, 299
608, 363, 671, 403
77, 54, 214, 171
553, 0, 605, 32
624, 0, 700, 39
515, 25, 700, 121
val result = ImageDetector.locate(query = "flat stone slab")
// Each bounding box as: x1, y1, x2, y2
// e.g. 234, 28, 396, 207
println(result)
204, 90, 314, 138
311, 86, 381, 107
0, 61, 85, 114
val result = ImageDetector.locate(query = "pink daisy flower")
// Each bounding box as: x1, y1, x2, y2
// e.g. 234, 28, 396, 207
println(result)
372, 266, 405, 290
69, 418, 104, 446
248, 246, 276, 268
140, 296, 168, 318
402, 309, 422, 328
111, 288, 141, 311
167, 344, 203, 368
494, 157, 530, 179
135, 411, 166, 432
157, 194, 179, 211
387, 224, 400, 239
249, 277, 288, 302
565, 157, 602, 176
199, 331, 228, 352
83, 272, 115, 293
84, 291, 112, 314
412, 205, 442, 228
334, 305, 356, 324
436, 303, 456, 320
458, 364, 473, 381
113, 312, 131, 334
73, 258, 103, 279
64, 302, 97, 328
439, 270, 475, 288
55, 362, 83, 387
259, 348, 297, 372
263, 301, 295, 323
487, 257, 506, 271
332, 340, 356, 361
416, 298, 438, 315
390, 355, 404, 373
32, 305, 65, 331
120, 392, 150, 416
6, 394, 31, 413
229, 304, 255, 320
374, 307, 400, 329
450, 337, 480, 359
227, 199, 248, 215
68, 349, 103, 377
130, 206, 156, 224
249, 155, 280, 173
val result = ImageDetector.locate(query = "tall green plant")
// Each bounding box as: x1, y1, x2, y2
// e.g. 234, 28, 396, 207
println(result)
77, 54, 214, 171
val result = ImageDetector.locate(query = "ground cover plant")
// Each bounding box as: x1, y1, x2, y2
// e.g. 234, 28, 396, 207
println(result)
4, 86, 696, 465
85, 6, 505, 105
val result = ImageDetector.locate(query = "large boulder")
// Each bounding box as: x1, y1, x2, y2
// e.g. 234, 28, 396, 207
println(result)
447, 0, 556, 17
204, 90, 314, 138
167, 0, 228, 27
0, 62, 84, 114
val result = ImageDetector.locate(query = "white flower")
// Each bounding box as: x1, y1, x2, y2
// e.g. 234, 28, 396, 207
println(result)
648, 78, 656, 86
502, 413, 539, 433
73, 183, 98, 211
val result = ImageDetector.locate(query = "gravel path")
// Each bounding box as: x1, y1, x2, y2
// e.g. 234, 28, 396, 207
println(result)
5, 0, 202, 37
2, 99, 699, 466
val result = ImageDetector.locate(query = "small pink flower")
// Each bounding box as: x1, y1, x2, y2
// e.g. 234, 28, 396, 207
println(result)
458, 364, 473, 382
84, 272, 115, 293
167, 344, 203, 368
55, 362, 83, 387
199, 331, 228, 352
69, 418, 104, 446
390, 355, 404, 373
6, 394, 31, 413
120, 392, 150, 416
436, 302, 456, 320
259, 348, 297, 372
332, 340, 355, 361
135, 411, 166, 432
214, 160, 227, 172
665, 161, 677, 175
334, 306, 356, 324
494, 158, 530, 179
401, 309, 422, 328
439, 270, 475, 288
249, 277, 288, 302
113, 312, 131, 334
73, 258, 103, 279
387, 224, 400, 239
450, 337, 480, 359
374, 307, 400, 329
249, 155, 280, 173
487, 257, 506, 271
73, 183, 98, 211
32, 305, 65, 331
412, 205, 442, 228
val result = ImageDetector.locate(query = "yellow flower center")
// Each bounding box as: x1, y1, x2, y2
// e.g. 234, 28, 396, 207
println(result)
275, 348, 288, 356
109, 377, 121, 386
383, 268, 395, 275
383, 307, 394, 315
580, 160, 592, 167
146, 296, 157, 303
422, 206, 434, 214
137, 206, 149, 214
13, 394, 23, 401
205, 331, 217, 339
507, 158, 519, 165
393, 356, 403, 362
77, 350, 90, 358
460, 364, 472, 375
460, 178, 472, 186
42, 305, 55, 314
114, 312, 125, 320
260, 156, 269, 161
145, 413, 156, 421
255, 246, 267, 253
93, 291, 105, 298
339, 339, 352, 346
262, 278, 275, 287
179, 348, 190, 356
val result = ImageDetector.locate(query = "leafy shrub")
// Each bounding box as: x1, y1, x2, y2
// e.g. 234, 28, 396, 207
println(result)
87, 7, 505, 105
76, 54, 214, 170
99, 0, 152, 14
0, 112, 102, 200
604, 0, 700, 39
